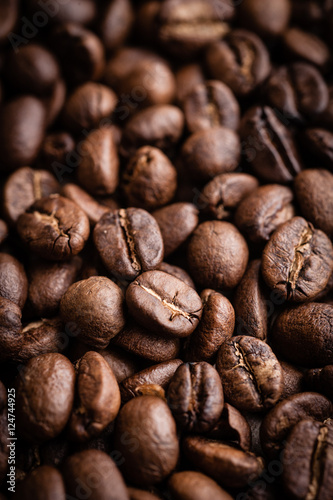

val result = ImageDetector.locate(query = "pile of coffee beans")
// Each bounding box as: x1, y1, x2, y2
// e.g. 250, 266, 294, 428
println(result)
0, 1, 333, 499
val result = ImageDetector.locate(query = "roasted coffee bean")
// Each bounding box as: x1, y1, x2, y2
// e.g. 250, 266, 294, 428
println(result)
114, 396, 179, 486
153, 202, 199, 257
167, 362, 224, 432
17, 318, 65, 362
262, 217, 333, 302
206, 30, 271, 96
175, 63, 205, 103
157, 0, 232, 58
282, 27, 330, 69
14, 466, 66, 500
5, 44, 60, 96
235, 185, 295, 244
265, 63, 329, 122
168, 471, 233, 500
60, 276, 125, 349
28, 0, 96, 25
185, 290, 235, 362
128, 487, 161, 500
69, 351, 120, 442
94, 208, 164, 281
0, 296, 22, 360
187, 221, 249, 290
238, 0, 291, 37
135, 1, 160, 46
157, 262, 195, 288
280, 361, 304, 400
61, 184, 109, 226
42, 78, 67, 127
3, 167, 60, 226
99, 0, 134, 51
0, 253, 28, 309
121, 359, 182, 402
200, 173, 259, 220
183, 436, 264, 489
114, 321, 180, 362
291, 0, 331, 28
16, 353, 75, 443
0, 221, 8, 246
183, 80, 240, 133
122, 146, 177, 210
0, 382, 9, 482
62, 82, 117, 134
40, 132, 75, 172
78, 126, 120, 196
121, 104, 184, 157
217, 336, 283, 412
271, 302, 333, 367
0, 96, 46, 173
208, 403, 252, 451
126, 271, 202, 337
104, 47, 157, 89
181, 127, 240, 182
283, 419, 333, 500
302, 128, 333, 170
0, 0, 18, 43
260, 392, 332, 459
294, 169, 333, 238
63, 449, 129, 500
305, 365, 333, 400
233, 260, 268, 341
240, 106, 302, 183
17, 194, 90, 261
100, 347, 139, 384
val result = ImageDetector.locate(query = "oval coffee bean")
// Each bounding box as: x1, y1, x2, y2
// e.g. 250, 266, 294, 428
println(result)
208, 403, 251, 452
94, 208, 164, 281
60, 276, 125, 349
262, 217, 333, 302
168, 471, 233, 500
61, 183, 110, 226
100, 347, 139, 384
217, 336, 283, 412
14, 466, 65, 500
238, 0, 291, 38
282, 27, 330, 69
167, 362, 224, 433
128, 487, 161, 500
0, 297, 22, 360
17, 318, 65, 362
114, 395, 179, 487
0, 253, 28, 309
16, 353, 75, 443
126, 271, 202, 337
99, 0, 134, 51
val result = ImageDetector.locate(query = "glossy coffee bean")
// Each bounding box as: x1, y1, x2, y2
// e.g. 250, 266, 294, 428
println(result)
167, 362, 224, 432
168, 471, 233, 500
305, 365, 333, 400
17, 194, 90, 261
0, 253, 28, 309
238, 0, 291, 37
99, 0, 134, 51
128, 487, 160, 500
262, 217, 333, 302
302, 128, 333, 170
17, 318, 65, 362
16, 353, 75, 443
279, 361, 304, 401
14, 466, 66, 500
235, 185, 295, 244
114, 396, 179, 486
28, 0, 96, 25
282, 27, 330, 69
94, 208, 164, 281
100, 347, 139, 384
271, 302, 333, 367
122, 146, 177, 210
157, 262, 195, 288
240, 106, 302, 183
208, 403, 252, 451
217, 336, 283, 412
187, 221, 249, 290
60, 276, 125, 349
0, 297, 22, 360
175, 63, 205, 103
61, 183, 109, 226
104, 47, 157, 89
126, 270, 202, 337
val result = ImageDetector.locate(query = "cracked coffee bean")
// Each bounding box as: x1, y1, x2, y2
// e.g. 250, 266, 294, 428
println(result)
16, 318, 65, 362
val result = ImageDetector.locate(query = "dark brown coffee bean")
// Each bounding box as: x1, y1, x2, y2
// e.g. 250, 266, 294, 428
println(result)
17, 318, 66, 362
121, 359, 182, 402
0, 382, 9, 483
265, 63, 329, 122
0, 0, 18, 43
181, 127, 240, 182
0, 297, 22, 360
0, 221, 8, 246
235, 185, 295, 244
233, 260, 268, 341
94, 208, 164, 281
39, 132, 75, 171
294, 169, 333, 238
240, 106, 302, 183
238, 0, 291, 37
282, 419, 333, 500
61, 184, 109, 226
167, 362, 224, 432
69, 351, 120, 442
104, 47, 157, 89
5, 44, 60, 96
282, 27, 330, 69
17, 194, 90, 261
168, 471, 233, 500
260, 392, 332, 459
153, 202, 199, 257
206, 29, 271, 96
42, 78, 67, 128
14, 466, 66, 500
28, 0, 96, 25
187, 221, 249, 290
27, 257, 81, 317
183, 80, 240, 133
291, 0, 330, 28
113, 321, 180, 362
16, 353, 75, 443
3, 167, 60, 226
157, 0, 232, 58
99, 0, 134, 51
208, 403, 252, 451
262, 217, 333, 302
0, 253, 27, 309
0, 96, 46, 173
217, 336, 283, 412
185, 290, 235, 362
122, 146, 177, 210
175, 63, 205, 103
200, 173, 259, 220
305, 365, 333, 400
126, 271, 202, 337
60, 276, 125, 349
183, 436, 264, 489
63, 449, 129, 500
120, 105, 184, 157
114, 395, 179, 486
302, 128, 333, 171
280, 361, 304, 401
62, 82, 117, 134
271, 302, 333, 367
128, 487, 161, 500
157, 262, 195, 288
100, 347, 139, 384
